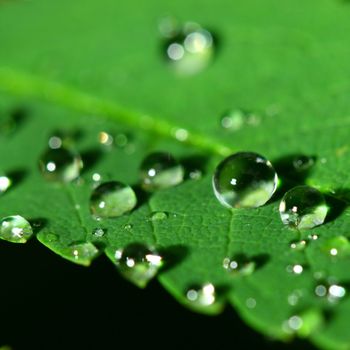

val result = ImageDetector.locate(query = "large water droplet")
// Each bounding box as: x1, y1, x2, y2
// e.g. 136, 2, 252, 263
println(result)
220, 109, 260, 131
39, 147, 83, 182
90, 181, 137, 219
186, 283, 216, 306
212, 152, 278, 208
279, 186, 328, 229
114, 243, 163, 288
222, 256, 255, 276
164, 22, 214, 75
0, 215, 33, 243
140, 152, 184, 191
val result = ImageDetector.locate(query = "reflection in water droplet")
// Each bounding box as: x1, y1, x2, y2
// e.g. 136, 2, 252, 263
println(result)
279, 186, 328, 229
163, 22, 214, 75
93, 228, 105, 237
39, 147, 83, 182
90, 181, 137, 219
186, 283, 216, 306
212, 152, 278, 208
0, 175, 11, 194
114, 243, 163, 288
140, 152, 184, 191
92, 173, 102, 182
222, 256, 255, 276
149, 211, 168, 221
0, 215, 33, 243
290, 239, 307, 251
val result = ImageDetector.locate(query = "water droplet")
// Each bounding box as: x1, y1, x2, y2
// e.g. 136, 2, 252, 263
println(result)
123, 223, 133, 231
45, 233, 58, 242
149, 211, 168, 221
279, 186, 328, 229
114, 243, 163, 288
164, 22, 214, 75
212, 152, 278, 208
222, 256, 255, 276
39, 147, 83, 182
172, 128, 189, 141
90, 181, 137, 219
140, 152, 184, 191
0, 215, 33, 243
220, 109, 260, 131
186, 283, 216, 306
292, 155, 315, 172
69, 242, 99, 263
286, 264, 304, 275
189, 169, 202, 180
0, 175, 11, 194
282, 310, 322, 337
321, 236, 350, 257
98, 131, 114, 146
92, 173, 102, 182
290, 239, 307, 251
92, 228, 105, 237
245, 297, 257, 309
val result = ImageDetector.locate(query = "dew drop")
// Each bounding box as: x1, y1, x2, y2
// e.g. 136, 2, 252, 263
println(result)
0, 175, 11, 194
39, 147, 83, 182
222, 256, 255, 276
245, 297, 257, 309
292, 155, 315, 172
164, 22, 214, 75
149, 211, 168, 221
98, 131, 114, 146
93, 228, 105, 237
186, 283, 216, 306
114, 243, 163, 288
212, 152, 278, 208
279, 186, 328, 229
140, 152, 184, 191
0, 215, 33, 243
220, 109, 260, 131
90, 181, 137, 219
123, 223, 133, 231
69, 242, 99, 262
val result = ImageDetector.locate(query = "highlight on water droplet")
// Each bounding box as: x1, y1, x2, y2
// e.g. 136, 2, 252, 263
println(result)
39, 147, 83, 182
112, 243, 163, 288
0, 174, 11, 194
90, 181, 137, 219
67, 242, 99, 265
140, 152, 184, 191
0, 215, 33, 243
222, 256, 255, 276
92, 228, 105, 237
212, 152, 278, 208
220, 109, 260, 131
286, 264, 304, 275
186, 283, 216, 307
123, 223, 133, 231
279, 185, 328, 229
163, 21, 215, 75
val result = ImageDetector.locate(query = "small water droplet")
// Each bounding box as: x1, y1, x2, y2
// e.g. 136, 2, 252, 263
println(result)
98, 131, 114, 146
245, 297, 257, 309
189, 169, 202, 180
220, 109, 260, 131
293, 155, 315, 172
279, 186, 328, 229
93, 228, 105, 237
48, 136, 62, 149
68, 242, 99, 262
164, 22, 214, 75
186, 283, 216, 306
321, 236, 350, 257
0, 215, 33, 243
39, 147, 83, 182
286, 264, 304, 275
0, 175, 11, 194
290, 239, 307, 251
123, 223, 133, 231
140, 152, 184, 191
222, 256, 255, 276
92, 173, 102, 182
45, 233, 59, 242
149, 211, 168, 221
212, 152, 278, 208
90, 181, 137, 219
114, 243, 163, 288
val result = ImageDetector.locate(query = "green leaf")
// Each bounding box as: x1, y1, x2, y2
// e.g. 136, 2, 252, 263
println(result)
1, 0, 350, 349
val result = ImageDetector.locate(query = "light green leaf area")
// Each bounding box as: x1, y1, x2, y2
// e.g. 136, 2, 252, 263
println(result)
0, 0, 350, 349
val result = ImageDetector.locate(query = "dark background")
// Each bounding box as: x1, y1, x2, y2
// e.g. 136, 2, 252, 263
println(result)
0, 240, 315, 350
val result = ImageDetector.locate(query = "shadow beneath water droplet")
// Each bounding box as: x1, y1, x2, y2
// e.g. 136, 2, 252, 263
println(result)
160, 244, 190, 272
324, 189, 350, 224
81, 148, 104, 173
28, 217, 48, 235
132, 184, 152, 209
180, 154, 209, 179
